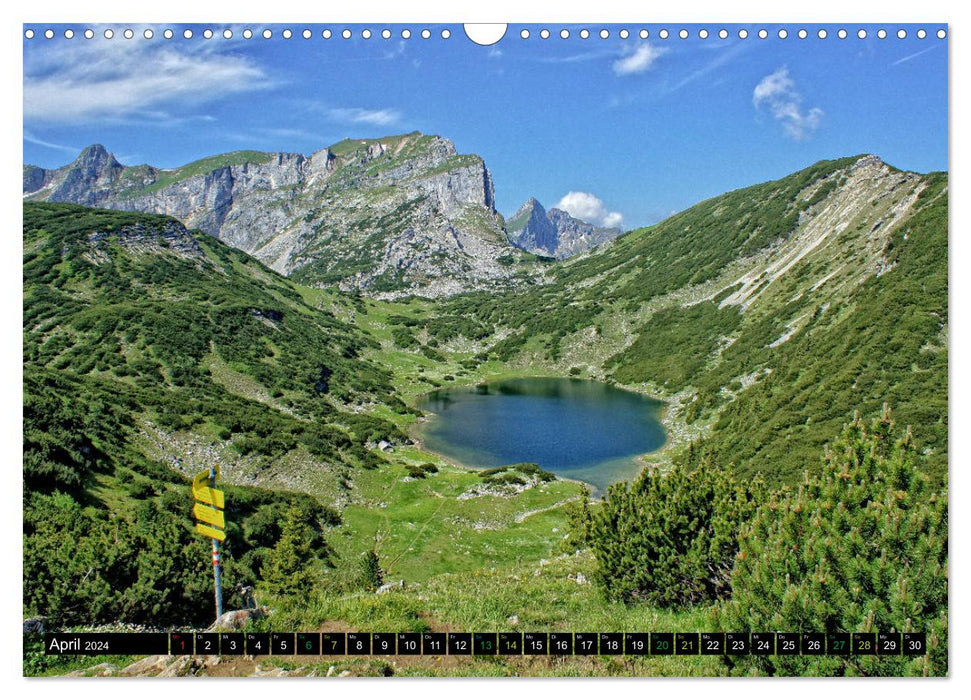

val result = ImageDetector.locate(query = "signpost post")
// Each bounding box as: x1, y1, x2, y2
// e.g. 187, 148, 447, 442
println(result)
192, 466, 226, 621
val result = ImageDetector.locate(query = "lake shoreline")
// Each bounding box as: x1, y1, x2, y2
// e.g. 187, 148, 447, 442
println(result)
407, 413, 597, 497
409, 376, 667, 496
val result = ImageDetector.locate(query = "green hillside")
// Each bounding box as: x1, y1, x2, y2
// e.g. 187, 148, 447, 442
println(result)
23, 202, 410, 627
22, 202, 583, 641
695, 175, 948, 483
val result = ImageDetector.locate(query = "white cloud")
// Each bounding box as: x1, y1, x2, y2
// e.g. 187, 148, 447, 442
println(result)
259, 127, 323, 140
539, 49, 614, 65
555, 192, 624, 229
612, 44, 666, 76
327, 108, 401, 127
753, 67, 823, 140
23, 129, 78, 154
891, 45, 938, 66
384, 41, 407, 60
24, 38, 271, 125
664, 40, 751, 94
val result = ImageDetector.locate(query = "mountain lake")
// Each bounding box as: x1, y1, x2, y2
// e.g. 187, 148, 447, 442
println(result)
417, 377, 666, 494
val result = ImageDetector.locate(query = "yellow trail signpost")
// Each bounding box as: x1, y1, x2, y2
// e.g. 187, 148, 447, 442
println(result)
192, 466, 226, 619
193, 503, 226, 531
192, 470, 225, 509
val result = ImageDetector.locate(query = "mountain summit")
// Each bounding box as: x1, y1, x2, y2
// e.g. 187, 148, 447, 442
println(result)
23, 133, 532, 298
24, 144, 125, 205
506, 197, 623, 259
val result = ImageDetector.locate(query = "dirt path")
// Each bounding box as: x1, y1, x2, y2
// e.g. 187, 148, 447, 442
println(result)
513, 496, 581, 524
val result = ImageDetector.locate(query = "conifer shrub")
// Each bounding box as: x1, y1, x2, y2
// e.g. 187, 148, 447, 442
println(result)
358, 550, 384, 592
582, 454, 763, 607
405, 463, 439, 479
721, 407, 947, 676
260, 505, 320, 598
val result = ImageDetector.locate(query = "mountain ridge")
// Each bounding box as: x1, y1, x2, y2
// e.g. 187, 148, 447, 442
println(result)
24, 133, 530, 298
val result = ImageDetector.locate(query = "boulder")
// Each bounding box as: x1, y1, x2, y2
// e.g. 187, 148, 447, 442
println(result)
208, 607, 266, 631
22, 616, 47, 634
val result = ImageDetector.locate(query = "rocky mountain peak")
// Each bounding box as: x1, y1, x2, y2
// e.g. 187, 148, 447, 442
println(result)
851, 154, 889, 173
512, 196, 541, 213
23, 143, 127, 205
507, 198, 557, 255
507, 197, 623, 260
514, 197, 545, 219
77, 143, 111, 159
74, 144, 122, 173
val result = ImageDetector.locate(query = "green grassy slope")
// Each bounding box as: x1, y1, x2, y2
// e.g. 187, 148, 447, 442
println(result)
22, 202, 409, 627
698, 176, 948, 482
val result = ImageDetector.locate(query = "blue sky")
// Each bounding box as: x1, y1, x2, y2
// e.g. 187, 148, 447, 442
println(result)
23, 23, 948, 229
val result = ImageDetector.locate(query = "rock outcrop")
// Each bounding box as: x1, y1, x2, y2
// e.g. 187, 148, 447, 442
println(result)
208, 608, 266, 632
24, 133, 529, 298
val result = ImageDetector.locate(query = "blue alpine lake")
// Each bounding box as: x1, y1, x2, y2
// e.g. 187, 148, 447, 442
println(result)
417, 377, 666, 493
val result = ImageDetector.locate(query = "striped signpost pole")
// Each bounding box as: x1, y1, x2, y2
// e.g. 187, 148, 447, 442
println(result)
192, 466, 227, 621
209, 466, 224, 619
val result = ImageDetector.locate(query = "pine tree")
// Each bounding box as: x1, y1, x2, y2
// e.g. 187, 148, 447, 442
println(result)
721, 407, 947, 676
359, 549, 384, 592
563, 496, 593, 552
261, 504, 317, 598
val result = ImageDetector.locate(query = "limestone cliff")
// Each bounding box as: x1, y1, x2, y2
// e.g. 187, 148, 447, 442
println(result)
24, 133, 529, 297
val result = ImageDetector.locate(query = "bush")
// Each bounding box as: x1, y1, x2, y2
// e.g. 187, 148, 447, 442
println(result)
488, 473, 525, 486
514, 463, 555, 482
23, 376, 108, 492
420, 345, 446, 362
127, 479, 157, 499
582, 453, 763, 607
405, 463, 438, 479
721, 408, 947, 676
24, 494, 213, 627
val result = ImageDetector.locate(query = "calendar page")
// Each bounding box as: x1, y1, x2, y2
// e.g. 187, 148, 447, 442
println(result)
21, 20, 948, 678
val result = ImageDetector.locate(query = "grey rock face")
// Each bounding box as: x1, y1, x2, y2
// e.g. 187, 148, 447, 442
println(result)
23, 165, 49, 193
22, 616, 47, 634
85, 220, 205, 261
208, 608, 266, 632
24, 133, 527, 297
25, 144, 127, 206
506, 197, 623, 259
506, 198, 559, 254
